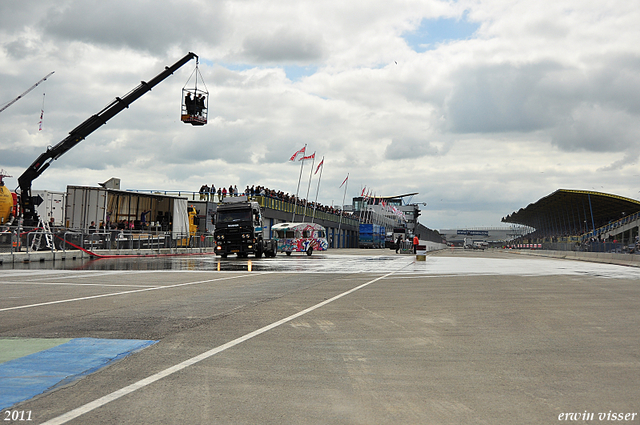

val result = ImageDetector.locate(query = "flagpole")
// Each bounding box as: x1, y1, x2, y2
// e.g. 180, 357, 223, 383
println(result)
360, 189, 370, 224
311, 156, 324, 224
372, 192, 376, 225
337, 174, 348, 248
292, 144, 307, 222
358, 186, 365, 224
365, 190, 370, 223
302, 153, 316, 222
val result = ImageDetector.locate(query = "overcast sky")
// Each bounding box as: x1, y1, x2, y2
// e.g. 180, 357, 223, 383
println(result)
1, 0, 639, 230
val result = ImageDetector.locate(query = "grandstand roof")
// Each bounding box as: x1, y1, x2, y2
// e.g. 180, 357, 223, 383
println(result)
502, 189, 640, 232
354, 192, 419, 200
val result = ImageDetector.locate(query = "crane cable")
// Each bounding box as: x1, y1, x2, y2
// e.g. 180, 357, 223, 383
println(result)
182, 59, 208, 93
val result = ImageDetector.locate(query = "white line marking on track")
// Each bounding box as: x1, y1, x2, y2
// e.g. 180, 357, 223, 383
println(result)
0, 273, 268, 313
0, 270, 139, 280
0, 281, 159, 288
40, 269, 402, 425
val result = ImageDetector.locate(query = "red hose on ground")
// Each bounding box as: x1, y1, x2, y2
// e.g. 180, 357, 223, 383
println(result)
53, 235, 215, 259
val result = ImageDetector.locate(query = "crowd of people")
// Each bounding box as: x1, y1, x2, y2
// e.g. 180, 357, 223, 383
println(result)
197, 184, 354, 219
184, 92, 206, 116
92, 209, 172, 232
198, 184, 241, 201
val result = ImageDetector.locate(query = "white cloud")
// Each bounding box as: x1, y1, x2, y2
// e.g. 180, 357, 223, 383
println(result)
1, 0, 640, 230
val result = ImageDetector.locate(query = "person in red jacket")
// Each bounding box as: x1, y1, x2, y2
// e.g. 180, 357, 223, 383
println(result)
413, 235, 419, 254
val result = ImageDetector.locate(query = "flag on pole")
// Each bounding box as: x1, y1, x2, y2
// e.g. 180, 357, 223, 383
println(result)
340, 175, 348, 188
315, 158, 324, 174
361, 187, 366, 197
290, 146, 306, 161
299, 153, 315, 161
38, 92, 45, 131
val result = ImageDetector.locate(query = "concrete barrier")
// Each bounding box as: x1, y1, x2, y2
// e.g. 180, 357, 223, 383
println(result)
0, 247, 217, 265
504, 249, 640, 268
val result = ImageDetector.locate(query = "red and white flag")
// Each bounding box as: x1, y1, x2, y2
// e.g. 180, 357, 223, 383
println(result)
339, 175, 348, 188
361, 187, 366, 197
38, 92, 45, 131
315, 158, 324, 174
289, 146, 306, 161
299, 152, 315, 161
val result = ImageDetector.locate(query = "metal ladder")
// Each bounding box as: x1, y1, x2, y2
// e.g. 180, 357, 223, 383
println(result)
30, 218, 53, 251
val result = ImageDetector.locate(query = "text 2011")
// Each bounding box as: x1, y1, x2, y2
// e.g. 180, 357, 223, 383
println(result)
3, 411, 32, 421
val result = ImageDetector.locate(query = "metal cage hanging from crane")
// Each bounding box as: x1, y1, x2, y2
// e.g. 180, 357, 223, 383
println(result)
181, 60, 208, 126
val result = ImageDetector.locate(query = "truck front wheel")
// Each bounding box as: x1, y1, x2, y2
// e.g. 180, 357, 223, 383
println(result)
306, 247, 313, 256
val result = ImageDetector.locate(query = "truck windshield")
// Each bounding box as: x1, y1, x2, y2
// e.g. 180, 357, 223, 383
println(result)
217, 210, 252, 223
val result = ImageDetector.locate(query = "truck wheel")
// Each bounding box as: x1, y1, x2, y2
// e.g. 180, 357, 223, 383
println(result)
255, 250, 263, 258
285, 251, 292, 256
221, 254, 227, 258
306, 247, 313, 256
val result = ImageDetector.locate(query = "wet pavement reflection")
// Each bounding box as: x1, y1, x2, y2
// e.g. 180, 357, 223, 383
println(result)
0, 252, 414, 273
2, 251, 640, 279
74, 253, 413, 273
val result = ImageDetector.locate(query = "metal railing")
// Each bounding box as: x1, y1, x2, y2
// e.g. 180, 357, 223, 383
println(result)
0, 225, 216, 256
582, 210, 640, 242
124, 191, 360, 226
254, 196, 359, 226
508, 241, 640, 254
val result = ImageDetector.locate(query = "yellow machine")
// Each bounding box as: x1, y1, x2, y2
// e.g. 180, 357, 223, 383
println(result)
0, 171, 16, 225
176, 206, 199, 247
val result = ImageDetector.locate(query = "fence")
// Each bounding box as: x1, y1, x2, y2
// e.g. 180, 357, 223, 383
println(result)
253, 196, 359, 226
508, 241, 640, 255
0, 225, 216, 257
541, 241, 639, 254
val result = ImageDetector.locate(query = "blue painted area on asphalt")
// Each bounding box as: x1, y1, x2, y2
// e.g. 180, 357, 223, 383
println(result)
0, 337, 157, 410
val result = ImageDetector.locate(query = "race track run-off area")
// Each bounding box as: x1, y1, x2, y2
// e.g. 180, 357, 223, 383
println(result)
1, 249, 639, 424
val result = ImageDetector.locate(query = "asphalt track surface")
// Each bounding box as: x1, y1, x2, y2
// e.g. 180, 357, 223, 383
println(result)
1, 249, 640, 424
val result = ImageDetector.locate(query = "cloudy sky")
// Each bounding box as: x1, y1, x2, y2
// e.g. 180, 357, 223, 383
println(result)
1, 0, 639, 230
